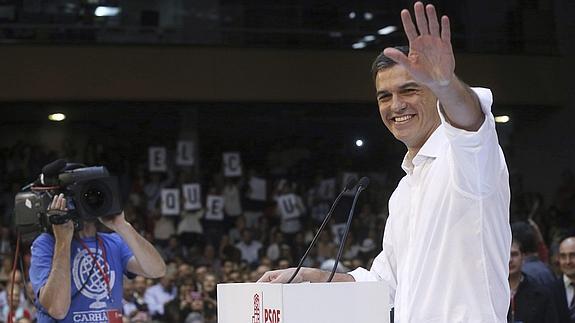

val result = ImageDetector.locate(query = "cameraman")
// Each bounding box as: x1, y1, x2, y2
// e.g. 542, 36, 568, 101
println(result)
29, 193, 166, 322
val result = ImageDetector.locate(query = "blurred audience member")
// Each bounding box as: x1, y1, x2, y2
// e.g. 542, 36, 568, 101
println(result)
1, 283, 33, 322
178, 209, 204, 248
144, 273, 177, 319
235, 229, 262, 267
508, 239, 558, 323
511, 221, 556, 286
550, 236, 575, 322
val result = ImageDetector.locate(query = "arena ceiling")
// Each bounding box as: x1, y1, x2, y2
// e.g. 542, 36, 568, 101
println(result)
0, 0, 572, 55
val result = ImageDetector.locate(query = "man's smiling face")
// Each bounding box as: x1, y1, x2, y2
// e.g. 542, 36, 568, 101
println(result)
376, 65, 441, 151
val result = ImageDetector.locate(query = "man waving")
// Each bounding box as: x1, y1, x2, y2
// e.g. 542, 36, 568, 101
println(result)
259, 2, 511, 322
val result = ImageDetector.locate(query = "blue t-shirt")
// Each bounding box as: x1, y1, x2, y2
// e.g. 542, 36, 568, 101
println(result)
30, 232, 134, 323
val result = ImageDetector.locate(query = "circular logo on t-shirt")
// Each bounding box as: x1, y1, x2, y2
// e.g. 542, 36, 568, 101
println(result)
72, 247, 116, 309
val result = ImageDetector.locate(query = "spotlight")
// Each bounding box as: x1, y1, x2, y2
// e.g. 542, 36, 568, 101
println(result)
95, 6, 121, 17
48, 113, 66, 122
363, 35, 376, 42
495, 115, 510, 123
355, 139, 364, 147
352, 42, 366, 49
378, 26, 398, 35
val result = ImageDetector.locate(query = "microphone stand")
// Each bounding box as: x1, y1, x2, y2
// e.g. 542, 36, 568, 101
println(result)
286, 179, 356, 283
327, 178, 368, 282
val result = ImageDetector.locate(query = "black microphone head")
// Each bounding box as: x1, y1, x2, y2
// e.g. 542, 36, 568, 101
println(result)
39, 159, 67, 186
343, 178, 358, 191
358, 177, 370, 189
42, 159, 67, 177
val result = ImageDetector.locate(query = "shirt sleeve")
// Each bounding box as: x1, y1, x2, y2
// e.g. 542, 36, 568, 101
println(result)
438, 87, 507, 197
28, 234, 56, 315
106, 233, 135, 275
348, 216, 397, 308
29, 234, 55, 298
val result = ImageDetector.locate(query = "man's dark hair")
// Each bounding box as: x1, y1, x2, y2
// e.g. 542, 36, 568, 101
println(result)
371, 45, 409, 81
511, 221, 537, 254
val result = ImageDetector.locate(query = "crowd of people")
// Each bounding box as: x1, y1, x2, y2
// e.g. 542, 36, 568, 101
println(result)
0, 140, 394, 322
0, 138, 573, 322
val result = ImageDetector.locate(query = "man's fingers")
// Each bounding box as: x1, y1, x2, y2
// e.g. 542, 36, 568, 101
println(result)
383, 47, 410, 67
400, 9, 418, 42
271, 277, 285, 283
257, 272, 272, 283
49, 195, 58, 210
426, 4, 440, 37
50, 194, 64, 210
57, 195, 66, 210
257, 270, 292, 283
441, 15, 451, 41
414, 2, 429, 35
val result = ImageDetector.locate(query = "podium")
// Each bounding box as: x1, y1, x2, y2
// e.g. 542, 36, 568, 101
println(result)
217, 281, 389, 323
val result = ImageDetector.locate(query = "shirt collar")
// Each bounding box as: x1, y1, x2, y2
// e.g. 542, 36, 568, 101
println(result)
564, 274, 574, 288
401, 125, 446, 174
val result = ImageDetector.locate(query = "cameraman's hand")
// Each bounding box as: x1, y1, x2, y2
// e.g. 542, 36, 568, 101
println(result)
48, 194, 74, 244
98, 211, 129, 232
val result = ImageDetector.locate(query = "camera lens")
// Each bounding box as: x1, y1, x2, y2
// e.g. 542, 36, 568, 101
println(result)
83, 188, 105, 210
79, 180, 113, 217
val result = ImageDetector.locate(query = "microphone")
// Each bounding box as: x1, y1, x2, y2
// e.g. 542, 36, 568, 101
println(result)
21, 159, 67, 191
58, 166, 108, 186
39, 159, 67, 186
327, 176, 369, 282
286, 177, 358, 283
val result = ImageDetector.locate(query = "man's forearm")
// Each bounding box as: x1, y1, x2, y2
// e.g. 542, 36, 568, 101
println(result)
432, 76, 485, 132
39, 242, 72, 319
116, 222, 166, 278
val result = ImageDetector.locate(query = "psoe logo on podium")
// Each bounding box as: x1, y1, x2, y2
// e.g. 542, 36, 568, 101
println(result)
252, 293, 261, 323
252, 292, 281, 323
264, 308, 281, 323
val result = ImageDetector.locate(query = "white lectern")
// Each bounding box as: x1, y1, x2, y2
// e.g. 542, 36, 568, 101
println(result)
217, 281, 389, 323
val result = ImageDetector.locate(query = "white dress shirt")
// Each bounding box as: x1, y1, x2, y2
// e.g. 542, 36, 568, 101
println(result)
350, 88, 511, 323
564, 275, 574, 306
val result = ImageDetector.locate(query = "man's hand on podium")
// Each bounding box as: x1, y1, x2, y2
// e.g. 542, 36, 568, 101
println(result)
257, 267, 355, 283
257, 268, 305, 283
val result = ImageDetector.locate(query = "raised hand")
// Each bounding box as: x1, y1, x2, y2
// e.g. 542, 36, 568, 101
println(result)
383, 2, 455, 89
99, 211, 129, 232
48, 193, 74, 244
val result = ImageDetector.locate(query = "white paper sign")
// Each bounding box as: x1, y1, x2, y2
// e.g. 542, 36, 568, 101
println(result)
223, 152, 242, 177
205, 195, 225, 220
182, 183, 201, 210
247, 177, 266, 201
277, 194, 301, 220
149, 147, 167, 172
161, 189, 180, 215
176, 141, 195, 166
319, 178, 336, 199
